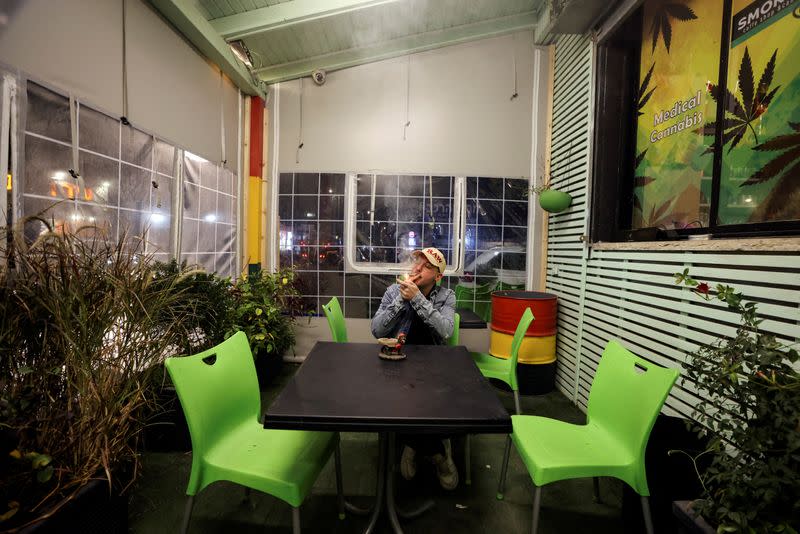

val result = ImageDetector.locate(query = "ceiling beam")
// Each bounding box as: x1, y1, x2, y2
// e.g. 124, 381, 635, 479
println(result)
212, 0, 406, 40
148, 0, 265, 97
253, 12, 539, 84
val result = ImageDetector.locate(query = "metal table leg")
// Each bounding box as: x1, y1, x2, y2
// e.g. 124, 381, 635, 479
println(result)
364, 433, 387, 534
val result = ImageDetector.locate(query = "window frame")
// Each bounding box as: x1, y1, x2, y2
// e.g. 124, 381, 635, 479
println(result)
591, 0, 800, 243
343, 173, 467, 276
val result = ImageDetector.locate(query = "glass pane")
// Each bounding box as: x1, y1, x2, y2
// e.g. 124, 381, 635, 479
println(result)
121, 124, 153, 168
504, 201, 528, 226
632, 0, 723, 230
26, 82, 70, 142
78, 151, 119, 207
154, 140, 176, 176
478, 177, 503, 199
398, 175, 425, 196
319, 195, 344, 220
293, 196, 317, 220
429, 176, 452, 197
345, 274, 371, 297
319, 247, 343, 271
319, 272, 343, 295
319, 222, 343, 245
181, 218, 198, 253
295, 246, 318, 270
718, 0, 800, 225
120, 163, 151, 211
375, 175, 397, 196
198, 220, 216, 252
23, 135, 72, 198
79, 105, 119, 158
279, 196, 292, 220
398, 197, 423, 222
279, 173, 293, 194
505, 178, 528, 201
295, 172, 319, 194
477, 200, 503, 226
320, 173, 345, 194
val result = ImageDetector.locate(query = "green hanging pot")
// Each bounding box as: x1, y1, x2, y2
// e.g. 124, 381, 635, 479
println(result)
538, 189, 572, 213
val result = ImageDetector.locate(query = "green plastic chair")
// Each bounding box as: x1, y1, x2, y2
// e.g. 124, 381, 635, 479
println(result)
465, 308, 534, 486
472, 307, 534, 415
165, 331, 345, 534
322, 297, 348, 342
446, 312, 461, 346
497, 339, 679, 534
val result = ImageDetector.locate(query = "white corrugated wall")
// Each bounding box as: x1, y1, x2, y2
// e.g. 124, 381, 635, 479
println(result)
545, 34, 800, 418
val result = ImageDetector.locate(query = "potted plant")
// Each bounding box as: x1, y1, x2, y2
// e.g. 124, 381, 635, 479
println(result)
533, 181, 572, 213
0, 221, 196, 531
528, 146, 573, 214
672, 269, 799, 533
226, 267, 306, 387
143, 260, 236, 452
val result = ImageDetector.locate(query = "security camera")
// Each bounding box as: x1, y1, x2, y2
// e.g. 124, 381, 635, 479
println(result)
311, 69, 326, 85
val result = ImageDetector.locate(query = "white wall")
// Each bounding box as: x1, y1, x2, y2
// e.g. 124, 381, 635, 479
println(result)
0, 0, 239, 169
277, 32, 535, 177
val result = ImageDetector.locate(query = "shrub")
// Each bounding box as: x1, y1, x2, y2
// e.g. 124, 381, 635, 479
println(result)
0, 224, 194, 529
674, 269, 799, 533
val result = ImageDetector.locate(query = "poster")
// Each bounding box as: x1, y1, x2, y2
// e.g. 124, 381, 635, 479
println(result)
633, 0, 723, 230
716, 0, 800, 224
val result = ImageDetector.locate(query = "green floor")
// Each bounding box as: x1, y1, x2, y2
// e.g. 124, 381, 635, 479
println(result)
128, 363, 628, 533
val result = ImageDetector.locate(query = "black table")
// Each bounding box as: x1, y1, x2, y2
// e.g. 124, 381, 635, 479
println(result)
264, 342, 511, 533
456, 308, 487, 329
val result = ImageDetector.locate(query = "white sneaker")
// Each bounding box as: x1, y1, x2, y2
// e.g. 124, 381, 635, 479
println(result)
431, 439, 458, 490
400, 446, 417, 480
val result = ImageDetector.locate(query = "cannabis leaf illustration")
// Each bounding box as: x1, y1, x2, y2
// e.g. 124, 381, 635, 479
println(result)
637, 63, 657, 116
650, 3, 697, 53
742, 122, 800, 186
698, 48, 780, 155
634, 149, 655, 187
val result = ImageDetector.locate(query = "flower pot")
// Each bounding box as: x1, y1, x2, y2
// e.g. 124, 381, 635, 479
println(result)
672, 500, 716, 534
538, 189, 572, 213
19, 478, 128, 534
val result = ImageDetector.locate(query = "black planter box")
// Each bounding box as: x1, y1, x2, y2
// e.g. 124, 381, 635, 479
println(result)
141, 383, 192, 452
621, 414, 710, 533
20, 479, 127, 534
672, 501, 716, 534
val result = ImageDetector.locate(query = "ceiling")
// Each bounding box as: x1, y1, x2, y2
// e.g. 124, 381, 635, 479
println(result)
149, 0, 611, 96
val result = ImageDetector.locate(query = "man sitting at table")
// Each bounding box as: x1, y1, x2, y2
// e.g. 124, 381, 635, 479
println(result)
370, 247, 459, 490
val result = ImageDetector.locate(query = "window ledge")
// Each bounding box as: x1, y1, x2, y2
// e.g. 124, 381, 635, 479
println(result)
591, 237, 800, 252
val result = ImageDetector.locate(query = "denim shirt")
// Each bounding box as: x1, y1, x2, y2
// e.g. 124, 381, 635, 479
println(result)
370, 284, 456, 345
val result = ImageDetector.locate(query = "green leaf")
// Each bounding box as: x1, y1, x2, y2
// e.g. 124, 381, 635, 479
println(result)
31, 453, 52, 469
36, 465, 54, 483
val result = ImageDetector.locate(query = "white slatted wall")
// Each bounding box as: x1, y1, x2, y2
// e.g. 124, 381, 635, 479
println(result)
546, 35, 800, 417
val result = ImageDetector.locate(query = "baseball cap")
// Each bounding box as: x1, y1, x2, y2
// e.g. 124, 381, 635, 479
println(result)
412, 247, 446, 273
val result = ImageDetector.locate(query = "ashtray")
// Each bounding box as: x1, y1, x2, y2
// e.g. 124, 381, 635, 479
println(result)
377, 337, 406, 360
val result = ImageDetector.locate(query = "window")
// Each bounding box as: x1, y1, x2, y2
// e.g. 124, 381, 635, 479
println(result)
181, 153, 238, 278
343, 174, 466, 276
592, 0, 799, 242
278, 172, 529, 318
14, 77, 239, 278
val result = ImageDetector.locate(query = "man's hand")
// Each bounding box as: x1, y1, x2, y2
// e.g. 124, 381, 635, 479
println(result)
398, 274, 421, 300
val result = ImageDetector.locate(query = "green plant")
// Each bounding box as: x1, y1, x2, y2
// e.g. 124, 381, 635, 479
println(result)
0, 221, 195, 530
674, 269, 799, 533
150, 259, 235, 354
226, 268, 306, 360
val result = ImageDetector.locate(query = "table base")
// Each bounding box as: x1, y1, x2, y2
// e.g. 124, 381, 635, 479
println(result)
352, 432, 435, 534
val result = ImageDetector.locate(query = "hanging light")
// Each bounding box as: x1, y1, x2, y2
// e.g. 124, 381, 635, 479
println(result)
228, 40, 253, 68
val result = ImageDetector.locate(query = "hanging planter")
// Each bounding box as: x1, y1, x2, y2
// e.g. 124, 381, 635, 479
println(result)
537, 188, 572, 213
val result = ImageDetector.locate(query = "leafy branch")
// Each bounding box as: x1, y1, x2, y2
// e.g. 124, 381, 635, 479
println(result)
699, 48, 780, 154
650, 3, 697, 53
742, 121, 800, 186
